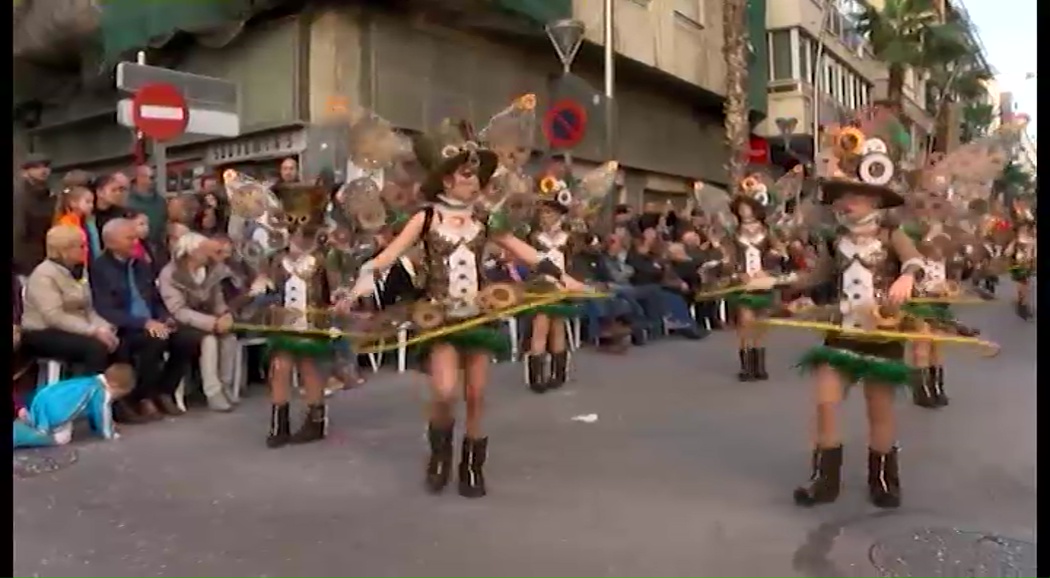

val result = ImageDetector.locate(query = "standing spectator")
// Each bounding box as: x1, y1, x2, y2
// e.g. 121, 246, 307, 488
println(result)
193, 189, 229, 237
93, 172, 131, 232
612, 204, 635, 239
14, 154, 54, 275
158, 233, 238, 412
125, 164, 168, 260
91, 218, 199, 420
278, 157, 300, 184
13, 270, 36, 404
20, 226, 118, 379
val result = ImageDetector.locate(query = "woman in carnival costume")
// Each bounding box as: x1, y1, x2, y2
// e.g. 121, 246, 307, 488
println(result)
342, 102, 589, 498
698, 167, 803, 381
1004, 217, 1037, 320
226, 173, 337, 448
759, 116, 927, 509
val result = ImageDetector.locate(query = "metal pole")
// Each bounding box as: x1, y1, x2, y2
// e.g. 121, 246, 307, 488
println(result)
602, 0, 616, 163
811, 1, 830, 162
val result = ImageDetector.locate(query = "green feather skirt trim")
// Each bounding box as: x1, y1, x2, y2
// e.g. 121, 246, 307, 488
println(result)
796, 345, 911, 387
1009, 266, 1032, 282
267, 335, 337, 359
531, 303, 580, 318
725, 291, 774, 310
415, 326, 511, 358
902, 302, 954, 322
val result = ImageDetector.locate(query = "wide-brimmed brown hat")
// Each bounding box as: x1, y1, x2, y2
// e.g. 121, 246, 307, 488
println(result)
413, 121, 498, 200
819, 178, 905, 209
273, 182, 329, 231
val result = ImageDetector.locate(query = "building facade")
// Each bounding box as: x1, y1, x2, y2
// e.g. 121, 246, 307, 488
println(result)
14, 0, 769, 209
756, 0, 934, 171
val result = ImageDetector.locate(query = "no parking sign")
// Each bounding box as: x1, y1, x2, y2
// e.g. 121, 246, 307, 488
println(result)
542, 99, 589, 150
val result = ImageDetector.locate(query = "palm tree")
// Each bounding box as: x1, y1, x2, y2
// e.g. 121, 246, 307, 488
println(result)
995, 161, 1035, 203
854, 0, 964, 121
722, 0, 750, 195
959, 102, 994, 144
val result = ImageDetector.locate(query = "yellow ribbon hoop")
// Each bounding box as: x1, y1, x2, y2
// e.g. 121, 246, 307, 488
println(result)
758, 318, 1001, 358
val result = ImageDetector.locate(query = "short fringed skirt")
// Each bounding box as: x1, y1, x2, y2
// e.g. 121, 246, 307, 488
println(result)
1009, 266, 1033, 283
530, 302, 581, 318
902, 302, 954, 323
724, 290, 774, 311
266, 334, 338, 359
796, 334, 910, 388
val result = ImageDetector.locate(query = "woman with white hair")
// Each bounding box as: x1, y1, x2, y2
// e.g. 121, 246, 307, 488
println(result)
158, 232, 238, 412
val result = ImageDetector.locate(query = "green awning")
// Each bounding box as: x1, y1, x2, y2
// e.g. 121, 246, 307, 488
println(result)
99, 0, 257, 60
493, 0, 572, 26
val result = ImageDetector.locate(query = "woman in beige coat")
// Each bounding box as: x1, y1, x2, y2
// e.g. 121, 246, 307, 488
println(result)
158, 232, 238, 412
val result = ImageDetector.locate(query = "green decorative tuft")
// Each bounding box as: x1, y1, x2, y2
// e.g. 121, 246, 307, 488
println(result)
267, 335, 337, 359
415, 326, 511, 359
891, 123, 911, 152
796, 345, 911, 386
1009, 266, 1032, 282
901, 222, 923, 242
725, 291, 774, 310
902, 302, 953, 322
487, 209, 511, 235
531, 303, 580, 318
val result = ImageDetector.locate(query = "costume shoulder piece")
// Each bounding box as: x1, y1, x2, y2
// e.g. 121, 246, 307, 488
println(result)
534, 159, 618, 234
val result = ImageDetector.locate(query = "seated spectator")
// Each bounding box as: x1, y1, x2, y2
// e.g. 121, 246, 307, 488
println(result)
126, 210, 156, 267
21, 226, 118, 379
92, 218, 199, 422
681, 230, 725, 329
13, 364, 134, 449
595, 233, 652, 344
53, 185, 103, 270
627, 229, 704, 339
158, 233, 238, 412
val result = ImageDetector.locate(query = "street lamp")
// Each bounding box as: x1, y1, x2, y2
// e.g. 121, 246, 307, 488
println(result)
544, 18, 585, 74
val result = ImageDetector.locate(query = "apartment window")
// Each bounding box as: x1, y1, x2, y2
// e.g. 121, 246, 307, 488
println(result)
674, 0, 705, 27
769, 30, 793, 81
798, 35, 810, 82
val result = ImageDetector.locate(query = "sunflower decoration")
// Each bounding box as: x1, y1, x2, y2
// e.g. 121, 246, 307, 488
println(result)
537, 173, 574, 213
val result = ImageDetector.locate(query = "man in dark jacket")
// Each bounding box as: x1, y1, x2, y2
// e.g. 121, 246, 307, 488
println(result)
14, 154, 54, 276
91, 218, 199, 422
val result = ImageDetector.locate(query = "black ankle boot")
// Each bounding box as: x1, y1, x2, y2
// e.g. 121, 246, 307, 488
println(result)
868, 447, 902, 509
794, 445, 842, 506
932, 366, 949, 406
289, 403, 327, 445
266, 403, 291, 449
458, 437, 488, 498
911, 367, 937, 408
753, 348, 769, 381
525, 354, 548, 393
425, 421, 455, 493
737, 348, 754, 382
548, 351, 569, 389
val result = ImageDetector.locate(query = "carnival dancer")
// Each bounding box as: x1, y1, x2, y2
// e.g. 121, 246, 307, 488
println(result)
242, 180, 338, 448
699, 168, 801, 381
754, 115, 930, 509
341, 114, 588, 498
1004, 218, 1036, 320
522, 175, 577, 392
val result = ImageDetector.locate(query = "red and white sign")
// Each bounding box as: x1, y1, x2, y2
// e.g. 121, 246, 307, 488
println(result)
131, 83, 188, 142
748, 135, 770, 164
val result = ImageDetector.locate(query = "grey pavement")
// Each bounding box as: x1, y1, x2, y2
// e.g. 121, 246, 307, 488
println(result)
14, 288, 1036, 577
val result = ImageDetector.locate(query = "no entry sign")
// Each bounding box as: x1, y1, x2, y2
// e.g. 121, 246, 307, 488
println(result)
132, 83, 189, 142
543, 99, 588, 149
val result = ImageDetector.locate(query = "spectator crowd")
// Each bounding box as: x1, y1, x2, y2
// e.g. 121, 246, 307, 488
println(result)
12, 153, 755, 438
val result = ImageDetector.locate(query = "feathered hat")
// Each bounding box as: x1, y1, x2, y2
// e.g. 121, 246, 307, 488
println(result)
817, 106, 910, 208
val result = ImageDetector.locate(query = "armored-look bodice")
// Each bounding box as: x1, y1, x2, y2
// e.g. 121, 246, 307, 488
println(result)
1010, 237, 1036, 266
829, 227, 922, 330
270, 250, 331, 330
531, 228, 571, 273
421, 204, 490, 319
731, 225, 778, 277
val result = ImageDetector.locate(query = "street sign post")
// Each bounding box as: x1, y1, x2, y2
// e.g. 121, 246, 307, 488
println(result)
116, 61, 242, 195
542, 99, 588, 150
131, 83, 188, 142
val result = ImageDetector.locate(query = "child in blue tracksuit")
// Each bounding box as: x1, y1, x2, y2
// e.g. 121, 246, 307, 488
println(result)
13, 364, 136, 449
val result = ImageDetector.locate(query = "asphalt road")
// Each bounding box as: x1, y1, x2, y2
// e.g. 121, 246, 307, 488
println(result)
13, 286, 1037, 577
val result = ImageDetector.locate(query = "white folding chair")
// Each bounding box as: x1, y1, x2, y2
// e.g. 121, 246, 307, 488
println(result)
37, 359, 64, 386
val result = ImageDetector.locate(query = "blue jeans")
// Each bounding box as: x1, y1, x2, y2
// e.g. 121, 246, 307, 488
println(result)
610, 284, 663, 335
581, 296, 634, 341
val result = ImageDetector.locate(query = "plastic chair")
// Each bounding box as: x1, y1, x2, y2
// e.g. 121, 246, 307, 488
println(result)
37, 359, 64, 386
